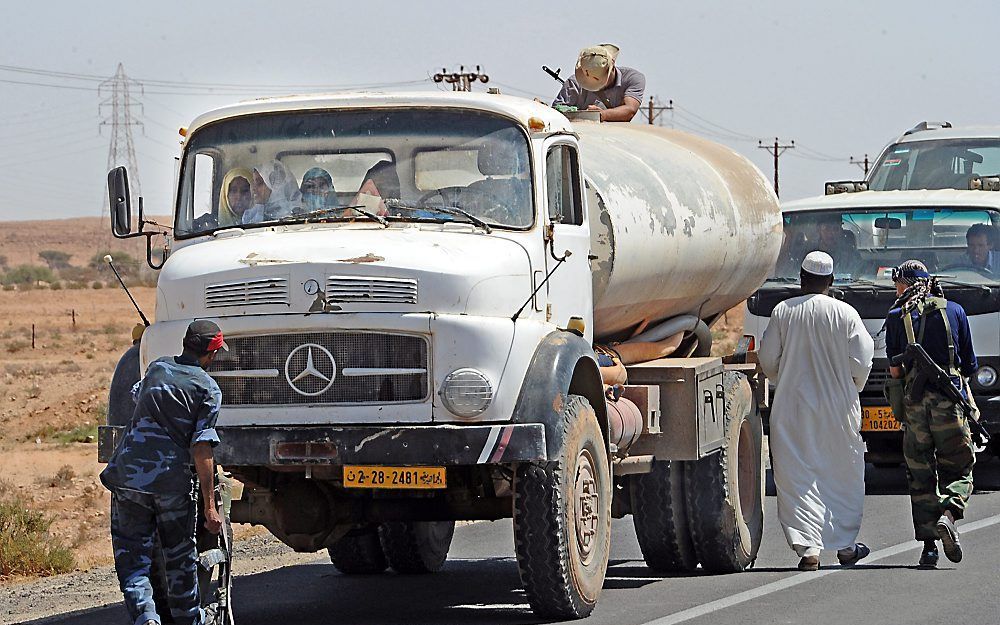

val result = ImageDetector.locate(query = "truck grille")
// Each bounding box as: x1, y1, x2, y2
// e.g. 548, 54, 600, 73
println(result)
864, 367, 891, 396
208, 331, 428, 405
326, 275, 417, 304
205, 277, 289, 309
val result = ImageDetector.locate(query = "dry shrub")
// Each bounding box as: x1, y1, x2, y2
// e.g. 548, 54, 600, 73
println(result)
0, 485, 75, 576
5, 339, 30, 353
49, 465, 76, 487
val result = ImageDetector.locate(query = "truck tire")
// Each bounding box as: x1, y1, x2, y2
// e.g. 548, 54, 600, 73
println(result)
513, 394, 611, 619
328, 526, 388, 575
684, 371, 764, 573
630, 460, 698, 572
379, 521, 454, 574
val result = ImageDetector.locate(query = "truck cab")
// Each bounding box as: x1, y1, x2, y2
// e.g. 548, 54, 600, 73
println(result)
744, 188, 1000, 462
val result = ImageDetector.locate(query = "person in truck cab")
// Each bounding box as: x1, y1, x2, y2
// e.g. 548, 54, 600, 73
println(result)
351, 160, 400, 216
885, 260, 977, 568
953, 223, 1000, 273
243, 160, 302, 224
299, 167, 337, 212
552, 44, 645, 122
218, 168, 254, 226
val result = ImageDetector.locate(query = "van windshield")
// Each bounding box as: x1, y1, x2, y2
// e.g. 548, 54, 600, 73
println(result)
175, 109, 533, 237
770, 207, 1000, 285
868, 139, 1000, 191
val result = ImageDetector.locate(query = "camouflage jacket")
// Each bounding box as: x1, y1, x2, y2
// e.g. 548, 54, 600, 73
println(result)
101, 354, 221, 495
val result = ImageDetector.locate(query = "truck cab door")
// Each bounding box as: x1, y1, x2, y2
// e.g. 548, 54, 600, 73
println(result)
542, 141, 593, 342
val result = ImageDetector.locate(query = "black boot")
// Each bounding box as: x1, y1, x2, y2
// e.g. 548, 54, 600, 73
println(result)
918, 540, 939, 568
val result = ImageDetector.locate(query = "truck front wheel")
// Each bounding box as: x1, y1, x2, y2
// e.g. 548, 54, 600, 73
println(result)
513, 394, 611, 619
379, 521, 455, 574
684, 371, 764, 572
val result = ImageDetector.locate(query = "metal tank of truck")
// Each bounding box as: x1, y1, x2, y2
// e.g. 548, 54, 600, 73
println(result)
98, 92, 781, 620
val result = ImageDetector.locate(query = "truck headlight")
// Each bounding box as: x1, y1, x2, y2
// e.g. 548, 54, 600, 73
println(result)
976, 366, 997, 388
440, 368, 493, 418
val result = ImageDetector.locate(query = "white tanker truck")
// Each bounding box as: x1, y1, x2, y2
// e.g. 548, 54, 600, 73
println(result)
99, 92, 781, 619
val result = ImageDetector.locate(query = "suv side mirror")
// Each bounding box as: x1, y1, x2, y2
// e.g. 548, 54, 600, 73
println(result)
108, 167, 132, 237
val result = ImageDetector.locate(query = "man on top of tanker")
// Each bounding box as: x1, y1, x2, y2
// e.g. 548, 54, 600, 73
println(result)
552, 44, 645, 122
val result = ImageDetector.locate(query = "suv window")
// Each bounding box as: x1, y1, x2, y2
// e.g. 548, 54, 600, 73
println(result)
869, 138, 1000, 191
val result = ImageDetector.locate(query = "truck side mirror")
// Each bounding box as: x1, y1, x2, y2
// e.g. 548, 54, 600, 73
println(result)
108, 166, 132, 237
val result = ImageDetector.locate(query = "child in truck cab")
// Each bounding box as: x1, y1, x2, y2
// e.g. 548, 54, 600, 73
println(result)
243, 160, 302, 224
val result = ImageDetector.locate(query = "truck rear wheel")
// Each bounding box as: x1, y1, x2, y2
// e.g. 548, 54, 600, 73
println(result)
328, 526, 388, 575
630, 460, 698, 572
513, 394, 611, 619
379, 521, 454, 574
684, 371, 764, 572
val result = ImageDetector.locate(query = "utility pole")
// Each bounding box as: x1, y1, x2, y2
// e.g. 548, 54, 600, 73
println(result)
433, 66, 489, 92
99, 63, 144, 232
850, 154, 870, 177
757, 137, 795, 198
646, 96, 674, 126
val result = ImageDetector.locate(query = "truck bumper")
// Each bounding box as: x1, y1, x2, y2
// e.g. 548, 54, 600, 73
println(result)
100, 423, 548, 466
215, 423, 547, 467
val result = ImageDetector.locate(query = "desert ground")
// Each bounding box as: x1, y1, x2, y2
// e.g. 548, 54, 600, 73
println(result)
0, 216, 746, 584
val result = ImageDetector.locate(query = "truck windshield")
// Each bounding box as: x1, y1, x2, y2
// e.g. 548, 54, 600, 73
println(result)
769, 207, 1000, 285
175, 109, 533, 237
868, 139, 1000, 191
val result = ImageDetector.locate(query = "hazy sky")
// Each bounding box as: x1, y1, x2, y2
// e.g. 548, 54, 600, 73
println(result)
2, 0, 998, 221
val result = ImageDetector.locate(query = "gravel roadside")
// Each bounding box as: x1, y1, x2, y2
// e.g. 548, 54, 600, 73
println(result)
2, 533, 322, 625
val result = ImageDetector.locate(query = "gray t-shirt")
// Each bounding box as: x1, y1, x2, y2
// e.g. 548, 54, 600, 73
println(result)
552, 66, 646, 110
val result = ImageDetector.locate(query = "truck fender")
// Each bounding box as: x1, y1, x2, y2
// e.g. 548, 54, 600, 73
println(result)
511, 330, 608, 460
107, 343, 141, 426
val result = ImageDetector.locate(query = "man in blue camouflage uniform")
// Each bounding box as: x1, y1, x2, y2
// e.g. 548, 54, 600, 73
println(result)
885, 260, 977, 569
101, 320, 227, 625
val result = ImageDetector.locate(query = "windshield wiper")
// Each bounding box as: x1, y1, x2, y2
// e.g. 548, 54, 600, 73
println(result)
281, 205, 388, 228
385, 199, 492, 233
935, 278, 993, 293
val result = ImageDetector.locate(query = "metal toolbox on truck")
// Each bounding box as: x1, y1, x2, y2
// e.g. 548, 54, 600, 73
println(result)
625, 357, 726, 460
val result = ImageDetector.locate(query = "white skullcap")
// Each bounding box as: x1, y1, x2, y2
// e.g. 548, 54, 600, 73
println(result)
801, 250, 834, 276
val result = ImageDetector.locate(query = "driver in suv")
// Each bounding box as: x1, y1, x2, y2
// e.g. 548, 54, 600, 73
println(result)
955, 223, 999, 274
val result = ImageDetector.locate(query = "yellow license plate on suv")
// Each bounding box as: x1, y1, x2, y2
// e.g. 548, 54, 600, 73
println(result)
862, 406, 901, 432
343, 465, 447, 489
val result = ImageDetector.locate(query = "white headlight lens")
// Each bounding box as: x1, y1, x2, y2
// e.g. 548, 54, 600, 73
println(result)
441, 368, 493, 418
976, 366, 997, 388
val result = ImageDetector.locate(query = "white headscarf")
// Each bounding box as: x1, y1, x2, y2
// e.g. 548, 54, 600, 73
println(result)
243, 160, 302, 224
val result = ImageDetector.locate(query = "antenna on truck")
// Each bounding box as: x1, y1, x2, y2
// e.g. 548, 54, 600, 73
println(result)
104, 255, 150, 327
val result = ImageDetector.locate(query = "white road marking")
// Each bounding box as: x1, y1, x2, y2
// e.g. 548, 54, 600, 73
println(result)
639, 512, 1000, 625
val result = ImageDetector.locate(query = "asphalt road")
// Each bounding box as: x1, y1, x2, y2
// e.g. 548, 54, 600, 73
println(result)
28, 460, 1000, 625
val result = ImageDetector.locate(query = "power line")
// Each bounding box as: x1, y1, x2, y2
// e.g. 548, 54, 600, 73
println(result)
758, 138, 795, 198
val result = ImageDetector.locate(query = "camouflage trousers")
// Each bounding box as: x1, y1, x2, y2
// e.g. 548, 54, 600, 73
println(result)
902, 389, 976, 541
111, 488, 205, 625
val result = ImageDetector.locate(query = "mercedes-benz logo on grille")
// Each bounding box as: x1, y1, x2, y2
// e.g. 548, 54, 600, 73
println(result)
284, 343, 336, 396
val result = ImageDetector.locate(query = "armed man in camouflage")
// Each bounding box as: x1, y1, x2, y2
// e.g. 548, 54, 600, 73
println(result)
101, 320, 226, 625
885, 261, 977, 568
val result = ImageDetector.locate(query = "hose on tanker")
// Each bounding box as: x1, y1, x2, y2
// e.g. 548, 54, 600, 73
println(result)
624, 314, 713, 358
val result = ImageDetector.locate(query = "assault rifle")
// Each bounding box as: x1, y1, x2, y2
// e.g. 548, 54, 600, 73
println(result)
891, 343, 991, 447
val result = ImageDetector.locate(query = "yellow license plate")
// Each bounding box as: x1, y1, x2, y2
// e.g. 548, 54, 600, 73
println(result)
343, 465, 446, 489
862, 406, 901, 432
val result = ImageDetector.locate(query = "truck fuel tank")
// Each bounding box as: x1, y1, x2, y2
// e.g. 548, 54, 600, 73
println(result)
575, 122, 782, 341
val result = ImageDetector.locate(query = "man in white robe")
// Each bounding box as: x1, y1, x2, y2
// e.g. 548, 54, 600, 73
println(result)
759, 251, 875, 571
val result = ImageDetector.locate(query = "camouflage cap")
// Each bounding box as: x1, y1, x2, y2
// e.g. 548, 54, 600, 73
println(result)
575, 44, 620, 92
